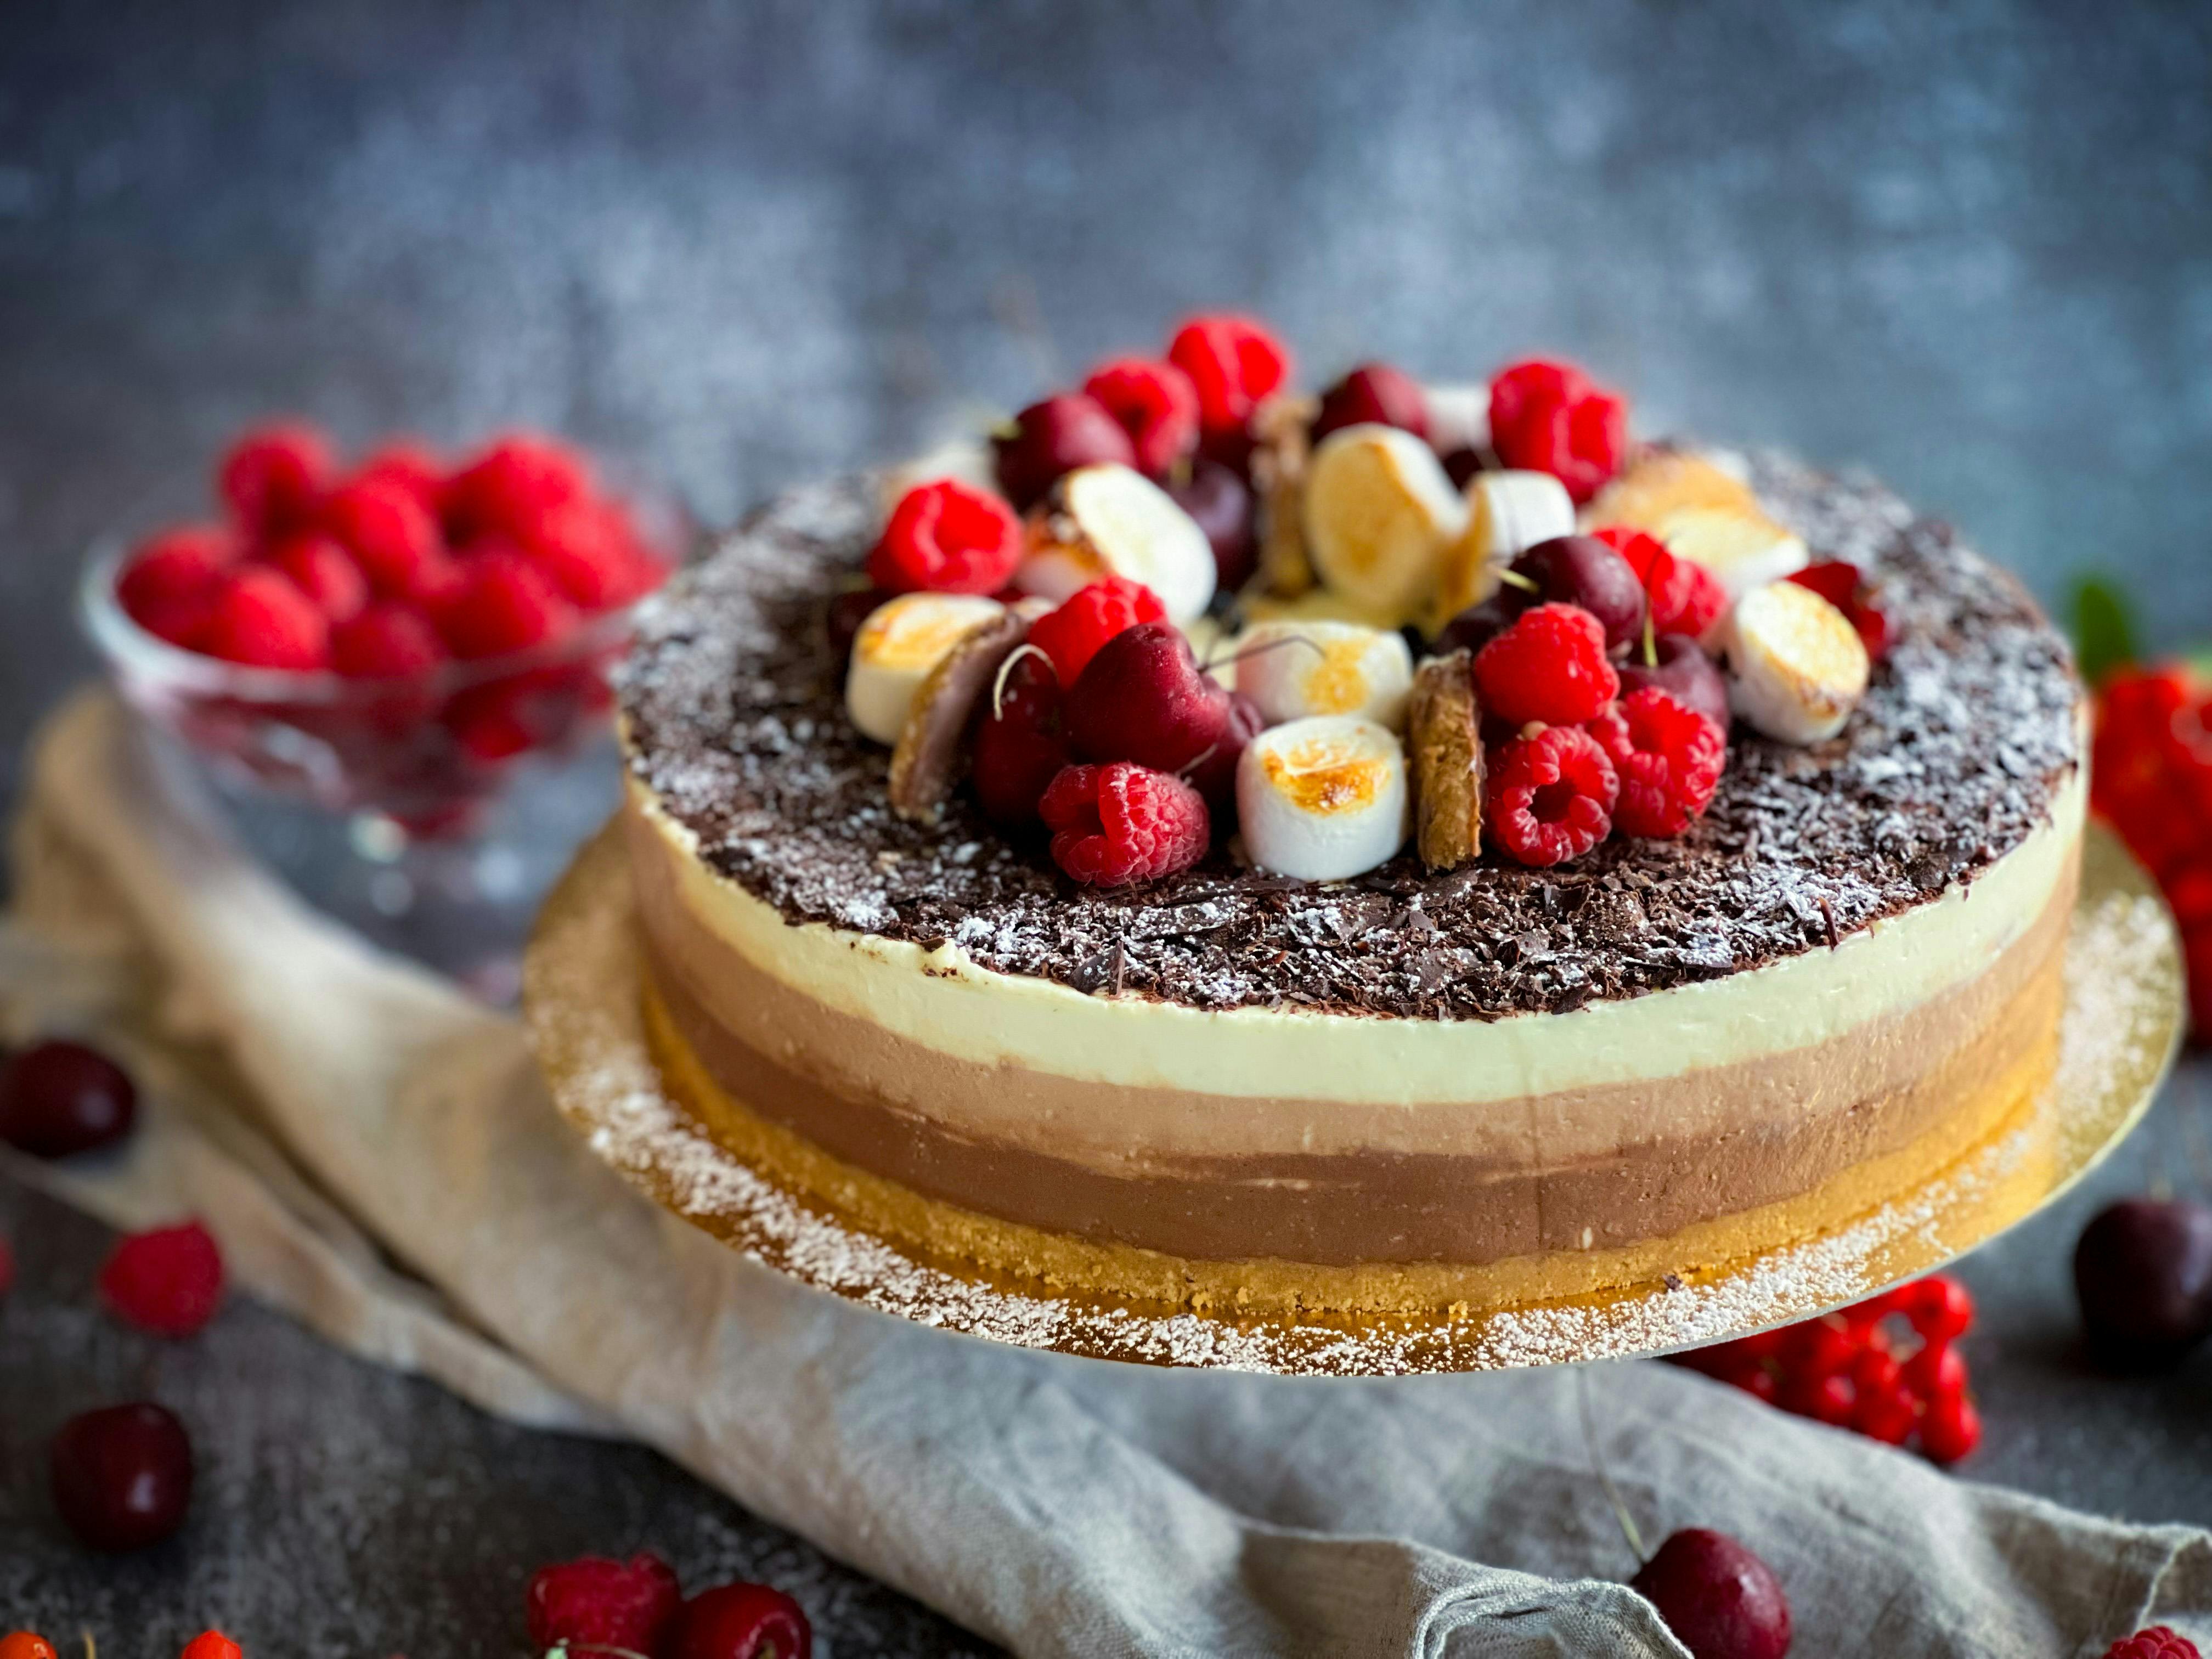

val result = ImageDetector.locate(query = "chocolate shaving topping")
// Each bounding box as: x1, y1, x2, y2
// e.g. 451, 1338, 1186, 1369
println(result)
617, 452, 2081, 1022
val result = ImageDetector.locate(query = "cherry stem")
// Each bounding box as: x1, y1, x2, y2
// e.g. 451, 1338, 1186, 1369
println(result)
81, 1633, 96, 1659
1643, 613, 1657, 669
1497, 568, 1539, 594
1200, 633, 1327, 675
990, 642, 1053, 721
1577, 1368, 1649, 1566
549, 1645, 656, 1659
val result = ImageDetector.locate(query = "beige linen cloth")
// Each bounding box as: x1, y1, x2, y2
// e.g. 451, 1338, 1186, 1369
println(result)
5, 689, 2211, 1658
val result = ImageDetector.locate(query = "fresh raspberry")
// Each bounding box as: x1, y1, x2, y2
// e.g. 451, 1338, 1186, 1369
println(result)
436, 548, 577, 659
179, 1634, 242, 1659
445, 680, 540, 764
867, 478, 1023, 596
217, 421, 335, 535
2163, 864, 2212, 933
1485, 725, 1618, 867
264, 532, 369, 621
321, 476, 445, 600
2105, 1628, 2203, 1659
116, 526, 237, 645
349, 439, 444, 509
98, 1220, 224, 1338
1082, 357, 1200, 477
1028, 575, 1169, 687
442, 433, 593, 542
1789, 560, 1893, 661
523, 1551, 684, 1655
665, 1581, 813, 1659
1488, 359, 1626, 504
1039, 761, 1209, 887
1167, 314, 1293, 445
1472, 603, 1621, 727
332, 602, 450, 679
1917, 1388, 1982, 1464
194, 568, 332, 670
1585, 687, 1725, 838
1591, 524, 1728, 641
973, 650, 1071, 825
520, 498, 665, 610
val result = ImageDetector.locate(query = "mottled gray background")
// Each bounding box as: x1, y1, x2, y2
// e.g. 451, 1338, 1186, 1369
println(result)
3, 1, 2211, 1652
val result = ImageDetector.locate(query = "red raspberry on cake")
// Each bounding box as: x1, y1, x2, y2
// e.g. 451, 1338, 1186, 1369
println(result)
2106, 1629, 2203, 1659
1789, 560, 1893, 661
1488, 359, 1626, 504
1028, 575, 1168, 687
1590, 524, 1728, 641
437, 548, 578, 659
264, 532, 369, 622
1083, 357, 1201, 477
116, 525, 238, 645
322, 475, 445, 600
98, 1219, 224, 1338
442, 433, 593, 542
1485, 725, 1618, 867
1586, 687, 1726, 838
524, 1551, 684, 1655
1472, 602, 1620, 727
332, 602, 449, 679
195, 567, 332, 669
1167, 313, 1292, 465
218, 420, 335, 536
868, 478, 1024, 596
1040, 761, 1209, 887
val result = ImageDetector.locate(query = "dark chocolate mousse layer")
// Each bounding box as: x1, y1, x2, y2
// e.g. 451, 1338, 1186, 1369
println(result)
617, 453, 2079, 1021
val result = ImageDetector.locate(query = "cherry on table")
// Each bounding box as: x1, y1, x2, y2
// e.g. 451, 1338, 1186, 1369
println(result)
0, 1039, 138, 1158
49, 1402, 194, 1552
1628, 1527, 1792, 1659
2073, 1197, 2212, 1370
667, 1581, 813, 1659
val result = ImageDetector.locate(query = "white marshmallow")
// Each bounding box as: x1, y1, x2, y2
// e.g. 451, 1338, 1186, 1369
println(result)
1722, 580, 1870, 744
1237, 716, 1409, 881
1014, 463, 1216, 623
1421, 382, 1491, 456
1653, 506, 1808, 600
1435, 469, 1576, 620
1302, 424, 1468, 617
1235, 620, 1414, 730
845, 592, 1007, 745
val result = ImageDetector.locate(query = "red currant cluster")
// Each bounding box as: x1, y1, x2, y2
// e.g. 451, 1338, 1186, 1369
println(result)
1674, 1275, 1983, 1464
527, 1551, 811, 1659
2089, 663, 2212, 1035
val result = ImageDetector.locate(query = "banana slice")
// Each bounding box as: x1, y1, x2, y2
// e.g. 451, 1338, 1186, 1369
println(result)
1235, 620, 1414, 729
1580, 449, 1759, 532
1722, 580, 1869, 744
1435, 469, 1576, 622
1652, 506, 1808, 599
1407, 651, 1483, 871
1302, 424, 1468, 617
1237, 715, 1409, 881
1014, 462, 1216, 623
845, 591, 1007, 745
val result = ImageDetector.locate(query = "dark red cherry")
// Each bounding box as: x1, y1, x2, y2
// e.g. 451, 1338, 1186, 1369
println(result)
1310, 362, 1430, 446
1628, 1528, 1792, 1659
972, 651, 1071, 826
1181, 690, 1265, 812
1440, 448, 1487, 490
2074, 1198, 2212, 1370
0, 1040, 138, 1158
50, 1402, 194, 1552
1433, 592, 1530, 659
666, 1580, 813, 1659
1620, 633, 1731, 732
992, 394, 1136, 512
1065, 623, 1233, 776
1167, 458, 1255, 592
1513, 535, 1647, 655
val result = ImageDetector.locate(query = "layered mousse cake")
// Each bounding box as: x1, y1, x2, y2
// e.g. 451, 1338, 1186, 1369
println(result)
607, 319, 2082, 1319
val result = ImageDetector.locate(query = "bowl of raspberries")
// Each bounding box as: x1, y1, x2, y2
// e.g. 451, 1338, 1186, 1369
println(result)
86, 420, 682, 838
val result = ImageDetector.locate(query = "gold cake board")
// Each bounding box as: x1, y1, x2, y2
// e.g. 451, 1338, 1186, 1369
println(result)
522, 822, 2183, 1376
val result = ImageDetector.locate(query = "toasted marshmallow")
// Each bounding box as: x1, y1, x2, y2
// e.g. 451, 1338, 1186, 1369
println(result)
1237, 716, 1409, 881
1435, 469, 1576, 621
1014, 462, 1216, 622
1302, 424, 1468, 617
845, 592, 1007, 744
1422, 382, 1491, 456
1235, 620, 1414, 730
1722, 580, 1869, 744
1579, 449, 1759, 532
1654, 506, 1808, 600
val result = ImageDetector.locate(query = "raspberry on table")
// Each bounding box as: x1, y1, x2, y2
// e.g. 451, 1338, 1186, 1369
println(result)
1488, 359, 1626, 504
1028, 575, 1168, 687
2105, 1628, 2203, 1659
441, 433, 593, 543
520, 499, 663, 610
116, 526, 237, 645
1082, 357, 1201, 477
1472, 602, 1621, 727
98, 1220, 225, 1338
322, 476, 446, 600
265, 533, 370, 622
436, 549, 578, 659
1167, 314, 1293, 443
332, 602, 450, 679
195, 568, 332, 669
1591, 524, 1727, 641
1485, 725, 1618, 867
217, 421, 335, 536
1039, 761, 1210, 887
524, 1551, 684, 1654
1586, 687, 1726, 838
867, 478, 1024, 596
